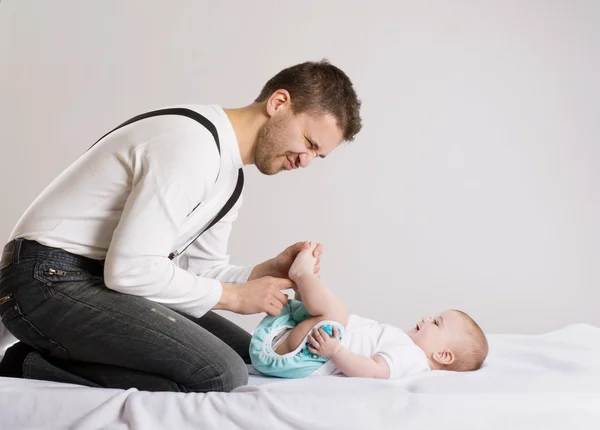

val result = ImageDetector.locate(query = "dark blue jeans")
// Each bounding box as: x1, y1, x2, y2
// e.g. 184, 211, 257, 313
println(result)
0, 239, 250, 392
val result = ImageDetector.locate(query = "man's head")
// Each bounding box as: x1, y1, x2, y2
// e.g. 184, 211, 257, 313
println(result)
253, 59, 362, 175
407, 310, 488, 371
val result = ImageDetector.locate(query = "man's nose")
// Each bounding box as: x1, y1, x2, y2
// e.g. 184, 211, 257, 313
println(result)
298, 153, 313, 168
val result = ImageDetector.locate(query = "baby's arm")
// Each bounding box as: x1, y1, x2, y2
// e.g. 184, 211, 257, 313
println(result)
331, 349, 390, 379
308, 327, 390, 379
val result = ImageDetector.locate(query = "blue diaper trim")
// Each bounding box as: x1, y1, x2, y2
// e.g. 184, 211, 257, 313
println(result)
299, 323, 340, 360
249, 300, 345, 378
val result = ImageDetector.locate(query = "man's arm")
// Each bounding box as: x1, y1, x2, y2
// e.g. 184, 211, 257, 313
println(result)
103, 120, 293, 318
183, 198, 315, 316
182, 196, 253, 284
185, 201, 324, 285
104, 121, 226, 318
214, 277, 292, 316
249, 242, 324, 281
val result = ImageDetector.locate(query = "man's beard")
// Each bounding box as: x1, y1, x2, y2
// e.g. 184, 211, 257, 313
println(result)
254, 115, 289, 176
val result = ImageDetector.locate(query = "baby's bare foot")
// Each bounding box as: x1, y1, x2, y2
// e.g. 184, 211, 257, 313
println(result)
288, 241, 317, 281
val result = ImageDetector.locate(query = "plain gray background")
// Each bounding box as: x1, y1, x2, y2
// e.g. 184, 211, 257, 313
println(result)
1, 0, 598, 334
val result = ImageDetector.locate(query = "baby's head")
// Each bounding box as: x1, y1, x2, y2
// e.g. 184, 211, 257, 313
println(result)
407, 310, 488, 371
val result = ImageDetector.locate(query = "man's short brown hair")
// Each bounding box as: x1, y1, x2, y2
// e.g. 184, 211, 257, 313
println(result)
256, 59, 363, 141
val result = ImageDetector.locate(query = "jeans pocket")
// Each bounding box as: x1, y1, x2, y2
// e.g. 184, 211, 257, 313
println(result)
33, 260, 92, 289
0, 292, 20, 325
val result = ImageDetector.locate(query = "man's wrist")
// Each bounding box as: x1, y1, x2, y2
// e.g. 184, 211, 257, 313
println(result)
214, 283, 240, 312
248, 259, 279, 281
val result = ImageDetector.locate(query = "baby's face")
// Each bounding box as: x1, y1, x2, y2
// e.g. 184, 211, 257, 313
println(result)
407, 310, 465, 359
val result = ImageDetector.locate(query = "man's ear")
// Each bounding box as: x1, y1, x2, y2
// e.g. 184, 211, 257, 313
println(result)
432, 349, 455, 366
266, 89, 291, 117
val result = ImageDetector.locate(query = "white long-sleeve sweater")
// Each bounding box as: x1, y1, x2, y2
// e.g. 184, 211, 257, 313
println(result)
8, 104, 252, 318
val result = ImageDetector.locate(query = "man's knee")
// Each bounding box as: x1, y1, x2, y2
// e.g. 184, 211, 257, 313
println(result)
187, 351, 248, 393
219, 355, 249, 392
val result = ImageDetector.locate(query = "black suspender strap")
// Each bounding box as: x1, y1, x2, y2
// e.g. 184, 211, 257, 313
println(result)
89, 107, 244, 260
89, 107, 221, 155
168, 168, 244, 260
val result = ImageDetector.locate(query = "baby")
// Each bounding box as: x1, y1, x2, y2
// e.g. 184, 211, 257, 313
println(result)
250, 242, 488, 379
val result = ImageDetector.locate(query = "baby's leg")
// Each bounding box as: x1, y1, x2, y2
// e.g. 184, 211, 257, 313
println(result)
275, 274, 348, 355
274, 316, 325, 355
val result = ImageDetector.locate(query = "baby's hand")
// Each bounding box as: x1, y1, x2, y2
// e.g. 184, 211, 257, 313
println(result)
288, 241, 317, 282
307, 327, 342, 358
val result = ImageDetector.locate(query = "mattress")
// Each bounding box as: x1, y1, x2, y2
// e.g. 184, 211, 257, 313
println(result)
1, 323, 598, 430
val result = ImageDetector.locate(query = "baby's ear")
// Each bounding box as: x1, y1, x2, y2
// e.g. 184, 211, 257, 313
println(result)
432, 350, 455, 366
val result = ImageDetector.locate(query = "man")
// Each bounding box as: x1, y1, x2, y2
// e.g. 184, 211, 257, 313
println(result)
0, 59, 362, 392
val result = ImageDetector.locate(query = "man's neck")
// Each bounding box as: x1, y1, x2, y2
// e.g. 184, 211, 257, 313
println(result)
223, 103, 267, 166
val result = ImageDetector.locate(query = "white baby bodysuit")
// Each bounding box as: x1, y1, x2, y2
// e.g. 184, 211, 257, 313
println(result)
313, 315, 431, 379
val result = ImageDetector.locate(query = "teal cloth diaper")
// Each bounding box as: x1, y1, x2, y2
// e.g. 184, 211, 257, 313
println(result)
249, 299, 344, 378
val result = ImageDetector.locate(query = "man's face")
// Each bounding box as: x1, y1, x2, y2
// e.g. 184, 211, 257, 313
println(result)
254, 109, 344, 175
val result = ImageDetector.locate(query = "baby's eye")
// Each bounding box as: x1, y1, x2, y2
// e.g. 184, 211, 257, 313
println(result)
433, 319, 438, 326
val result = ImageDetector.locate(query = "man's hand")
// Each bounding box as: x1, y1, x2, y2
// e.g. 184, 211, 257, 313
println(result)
215, 277, 292, 316
249, 241, 323, 281
307, 327, 342, 358
275, 241, 323, 278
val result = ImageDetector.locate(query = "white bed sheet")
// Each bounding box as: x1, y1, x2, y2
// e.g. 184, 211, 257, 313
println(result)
1, 323, 599, 430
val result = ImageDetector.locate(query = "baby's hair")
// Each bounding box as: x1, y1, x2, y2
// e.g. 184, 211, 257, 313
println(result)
444, 310, 488, 371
